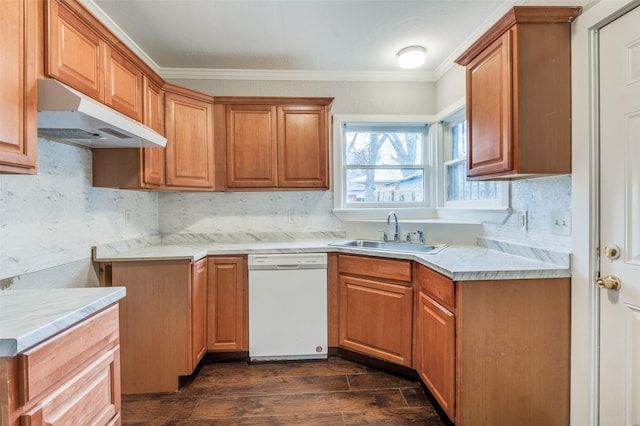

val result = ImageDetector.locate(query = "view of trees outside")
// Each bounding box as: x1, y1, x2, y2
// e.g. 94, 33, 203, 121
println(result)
344, 125, 426, 204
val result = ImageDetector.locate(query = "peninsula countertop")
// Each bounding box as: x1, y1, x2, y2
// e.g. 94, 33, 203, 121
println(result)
0, 287, 126, 357
93, 235, 570, 282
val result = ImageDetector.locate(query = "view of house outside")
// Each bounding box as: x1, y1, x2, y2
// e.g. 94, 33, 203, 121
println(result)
343, 124, 427, 205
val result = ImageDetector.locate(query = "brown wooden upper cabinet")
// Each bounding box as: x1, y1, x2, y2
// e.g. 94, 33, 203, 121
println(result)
45, 0, 143, 121
455, 6, 581, 180
214, 97, 333, 190
0, 0, 38, 174
164, 84, 215, 190
91, 77, 166, 189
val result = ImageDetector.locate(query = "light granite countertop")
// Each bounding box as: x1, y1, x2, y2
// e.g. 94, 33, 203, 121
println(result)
0, 287, 126, 357
93, 234, 571, 281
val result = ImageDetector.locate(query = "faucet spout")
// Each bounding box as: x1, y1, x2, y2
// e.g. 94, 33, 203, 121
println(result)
387, 211, 400, 242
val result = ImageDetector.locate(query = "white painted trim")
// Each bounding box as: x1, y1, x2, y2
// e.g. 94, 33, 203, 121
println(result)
432, 0, 526, 80
158, 67, 436, 82
79, 0, 162, 75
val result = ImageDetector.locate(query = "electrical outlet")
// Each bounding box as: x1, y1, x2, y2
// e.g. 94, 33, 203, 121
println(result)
550, 210, 571, 235
287, 210, 297, 224
517, 210, 528, 231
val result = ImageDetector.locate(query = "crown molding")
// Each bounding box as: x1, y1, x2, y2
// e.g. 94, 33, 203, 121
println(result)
158, 67, 436, 82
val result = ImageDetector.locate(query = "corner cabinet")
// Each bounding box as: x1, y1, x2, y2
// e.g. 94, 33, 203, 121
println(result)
0, 0, 38, 174
207, 256, 248, 351
214, 97, 333, 190
455, 6, 581, 180
337, 255, 413, 367
111, 258, 207, 394
412, 262, 571, 425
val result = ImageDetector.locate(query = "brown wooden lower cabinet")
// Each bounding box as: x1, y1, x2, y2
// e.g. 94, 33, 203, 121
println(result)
207, 256, 248, 351
338, 255, 413, 367
413, 262, 570, 425
111, 258, 207, 394
0, 305, 121, 426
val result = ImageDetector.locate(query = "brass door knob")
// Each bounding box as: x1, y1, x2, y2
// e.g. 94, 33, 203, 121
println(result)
596, 275, 621, 290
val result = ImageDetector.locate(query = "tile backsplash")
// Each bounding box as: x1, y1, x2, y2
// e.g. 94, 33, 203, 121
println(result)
0, 139, 159, 285
1, 139, 571, 290
158, 191, 342, 234
482, 174, 572, 253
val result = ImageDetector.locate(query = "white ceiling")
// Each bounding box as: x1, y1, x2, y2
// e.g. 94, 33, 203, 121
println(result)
86, 0, 579, 82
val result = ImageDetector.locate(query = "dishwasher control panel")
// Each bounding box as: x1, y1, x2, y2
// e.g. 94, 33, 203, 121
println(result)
248, 253, 327, 270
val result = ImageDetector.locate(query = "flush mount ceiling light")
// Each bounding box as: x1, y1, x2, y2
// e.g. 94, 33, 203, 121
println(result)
397, 46, 426, 69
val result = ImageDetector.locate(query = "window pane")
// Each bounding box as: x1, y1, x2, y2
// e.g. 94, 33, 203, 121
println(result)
346, 168, 424, 204
446, 119, 500, 204
446, 163, 501, 201
345, 128, 424, 166
451, 120, 467, 160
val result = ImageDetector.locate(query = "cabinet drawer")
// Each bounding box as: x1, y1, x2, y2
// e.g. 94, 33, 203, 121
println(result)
21, 346, 120, 425
415, 264, 455, 311
17, 305, 120, 405
338, 255, 411, 284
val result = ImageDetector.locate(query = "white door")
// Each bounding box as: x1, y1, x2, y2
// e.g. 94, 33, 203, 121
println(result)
599, 5, 640, 425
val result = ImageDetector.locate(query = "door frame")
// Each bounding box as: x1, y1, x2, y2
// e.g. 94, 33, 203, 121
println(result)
571, 1, 640, 425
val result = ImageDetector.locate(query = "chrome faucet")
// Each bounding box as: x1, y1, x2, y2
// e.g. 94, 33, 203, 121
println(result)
387, 211, 400, 242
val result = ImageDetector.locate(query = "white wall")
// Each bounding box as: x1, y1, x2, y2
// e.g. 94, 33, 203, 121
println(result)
167, 79, 436, 115
434, 65, 466, 112
0, 139, 159, 290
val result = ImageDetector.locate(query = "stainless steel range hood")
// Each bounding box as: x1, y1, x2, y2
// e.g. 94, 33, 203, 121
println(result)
37, 79, 167, 148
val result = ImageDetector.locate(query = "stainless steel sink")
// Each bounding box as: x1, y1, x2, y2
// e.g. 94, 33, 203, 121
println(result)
330, 240, 446, 254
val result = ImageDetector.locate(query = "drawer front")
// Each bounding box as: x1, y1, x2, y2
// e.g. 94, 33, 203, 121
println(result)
21, 347, 121, 425
338, 254, 411, 284
18, 305, 120, 405
415, 263, 455, 311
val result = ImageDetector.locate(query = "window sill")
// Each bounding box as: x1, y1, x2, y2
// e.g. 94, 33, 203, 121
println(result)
332, 207, 512, 224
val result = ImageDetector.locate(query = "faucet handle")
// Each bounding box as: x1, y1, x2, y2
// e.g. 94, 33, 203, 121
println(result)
378, 230, 389, 242
406, 232, 416, 243
416, 230, 425, 244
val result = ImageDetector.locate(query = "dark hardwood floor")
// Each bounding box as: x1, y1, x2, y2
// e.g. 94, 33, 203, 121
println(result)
121, 357, 449, 425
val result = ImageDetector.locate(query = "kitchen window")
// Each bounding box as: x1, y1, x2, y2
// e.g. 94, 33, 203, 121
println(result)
442, 111, 505, 208
332, 115, 435, 218
332, 112, 508, 220
341, 122, 430, 207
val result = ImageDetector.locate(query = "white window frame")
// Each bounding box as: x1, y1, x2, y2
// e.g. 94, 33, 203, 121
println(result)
332, 114, 437, 220
332, 104, 510, 223
439, 108, 509, 209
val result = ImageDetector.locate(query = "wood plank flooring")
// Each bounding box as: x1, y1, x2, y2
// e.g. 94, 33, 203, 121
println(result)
121, 357, 449, 425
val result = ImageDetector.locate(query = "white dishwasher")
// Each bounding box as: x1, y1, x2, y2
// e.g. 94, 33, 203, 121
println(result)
248, 253, 327, 361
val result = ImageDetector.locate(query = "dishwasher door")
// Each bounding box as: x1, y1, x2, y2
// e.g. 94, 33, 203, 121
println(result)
248, 253, 327, 361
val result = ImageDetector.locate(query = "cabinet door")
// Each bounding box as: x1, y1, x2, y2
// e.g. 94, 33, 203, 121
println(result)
191, 259, 208, 369
277, 106, 329, 189
226, 105, 278, 188
0, 0, 37, 174
207, 257, 248, 351
46, 0, 105, 101
105, 45, 143, 121
416, 292, 455, 421
466, 30, 513, 178
164, 91, 214, 188
141, 76, 165, 187
339, 275, 413, 367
